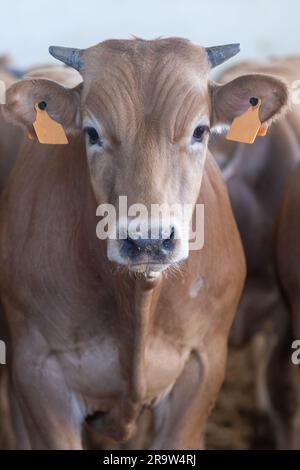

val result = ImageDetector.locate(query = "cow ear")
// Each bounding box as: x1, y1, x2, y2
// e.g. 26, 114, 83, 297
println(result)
2, 78, 81, 137
210, 73, 289, 128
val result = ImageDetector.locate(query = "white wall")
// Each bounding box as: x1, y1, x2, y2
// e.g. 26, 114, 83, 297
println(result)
0, 0, 299, 67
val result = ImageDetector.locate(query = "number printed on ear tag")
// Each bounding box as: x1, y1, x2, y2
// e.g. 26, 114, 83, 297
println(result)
226, 98, 262, 144
33, 103, 68, 145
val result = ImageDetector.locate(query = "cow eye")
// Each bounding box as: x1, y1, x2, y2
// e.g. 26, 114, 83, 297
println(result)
192, 125, 209, 143
84, 127, 102, 146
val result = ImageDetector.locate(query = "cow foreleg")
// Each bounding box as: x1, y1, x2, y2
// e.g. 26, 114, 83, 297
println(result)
9, 382, 32, 449
11, 342, 84, 449
150, 341, 227, 450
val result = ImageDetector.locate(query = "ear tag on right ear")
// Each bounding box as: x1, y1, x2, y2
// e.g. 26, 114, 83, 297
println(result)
33, 101, 68, 145
226, 97, 262, 144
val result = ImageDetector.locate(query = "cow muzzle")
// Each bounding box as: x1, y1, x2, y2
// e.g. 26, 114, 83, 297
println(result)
107, 220, 188, 278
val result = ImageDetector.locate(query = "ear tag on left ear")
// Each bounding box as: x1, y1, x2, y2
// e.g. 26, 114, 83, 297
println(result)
33, 101, 68, 145
226, 97, 262, 144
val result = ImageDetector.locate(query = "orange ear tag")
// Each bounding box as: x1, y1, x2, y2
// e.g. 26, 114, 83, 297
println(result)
257, 122, 269, 137
226, 97, 262, 144
33, 101, 68, 145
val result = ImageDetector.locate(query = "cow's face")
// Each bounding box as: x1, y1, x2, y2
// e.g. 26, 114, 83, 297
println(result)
80, 39, 212, 275
4, 38, 289, 277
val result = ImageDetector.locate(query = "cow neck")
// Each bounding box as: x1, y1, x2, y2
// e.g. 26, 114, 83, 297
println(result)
130, 278, 161, 400
115, 275, 162, 408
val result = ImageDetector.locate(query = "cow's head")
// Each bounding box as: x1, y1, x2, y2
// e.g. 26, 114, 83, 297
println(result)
4, 38, 289, 278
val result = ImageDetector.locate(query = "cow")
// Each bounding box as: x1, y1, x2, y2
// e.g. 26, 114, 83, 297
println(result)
0, 62, 83, 449
276, 160, 300, 449
210, 58, 300, 448
0, 62, 22, 449
0, 38, 289, 450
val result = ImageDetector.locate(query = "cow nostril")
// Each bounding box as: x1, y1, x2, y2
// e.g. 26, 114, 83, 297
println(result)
162, 227, 175, 250
122, 236, 139, 257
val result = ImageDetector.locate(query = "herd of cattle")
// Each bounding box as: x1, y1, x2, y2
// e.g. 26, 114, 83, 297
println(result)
0, 37, 299, 450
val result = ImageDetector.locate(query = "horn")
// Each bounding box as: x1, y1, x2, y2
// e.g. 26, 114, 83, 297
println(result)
205, 43, 240, 68
48, 46, 83, 71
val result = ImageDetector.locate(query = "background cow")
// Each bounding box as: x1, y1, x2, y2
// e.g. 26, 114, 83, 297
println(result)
0, 61, 22, 450
275, 160, 300, 449
0, 59, 83, 449
210, 58, 300, 448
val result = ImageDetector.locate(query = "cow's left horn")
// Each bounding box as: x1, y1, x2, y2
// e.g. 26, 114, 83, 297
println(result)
48, 46, 83, 71
205, 43, 240, 68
